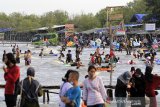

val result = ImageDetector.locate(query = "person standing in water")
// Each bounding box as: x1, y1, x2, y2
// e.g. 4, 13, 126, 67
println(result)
16, 47, 20, 63
2, 50, 6, 62
39, 49, 43, 58
25, 50, 32, 66
66, 50, 73, 64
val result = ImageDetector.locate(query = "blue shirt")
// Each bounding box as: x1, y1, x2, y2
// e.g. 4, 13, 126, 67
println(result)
65, 86, 81, 107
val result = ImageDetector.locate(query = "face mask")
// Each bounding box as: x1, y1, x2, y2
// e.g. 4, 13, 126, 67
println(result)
70, 81, 74, 85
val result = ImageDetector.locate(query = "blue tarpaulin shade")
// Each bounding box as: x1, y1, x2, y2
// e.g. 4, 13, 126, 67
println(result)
0, 28, 13, 33
130, 14, 147, 23
125, 24, 143, 27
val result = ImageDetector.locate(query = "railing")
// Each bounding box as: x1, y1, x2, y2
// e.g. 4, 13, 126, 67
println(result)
0, 41, 31, 44
0, 84, 115, 104
0, 84, 160, 104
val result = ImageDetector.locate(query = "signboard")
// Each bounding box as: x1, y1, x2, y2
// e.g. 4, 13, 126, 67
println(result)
145, 23, 156, 31
65, 24, 74, 36
115, 30, 125, 36
109, 14, 123, 21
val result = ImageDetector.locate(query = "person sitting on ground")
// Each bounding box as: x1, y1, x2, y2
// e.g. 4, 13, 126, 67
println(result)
89, 54, 95, 65
71, 58, 84, 69
104, 54, 110, 63
128, 60, 136, 65
18, 67, 42, 107
137, 47, 144, 59
66, 50, 73, 64
96, 54, 102, 66
133, 48, 137, 58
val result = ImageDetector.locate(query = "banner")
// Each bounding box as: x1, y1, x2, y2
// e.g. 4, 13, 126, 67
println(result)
145, 23, 156, 31
115, 30, 126, 36
65, 24, 74, 37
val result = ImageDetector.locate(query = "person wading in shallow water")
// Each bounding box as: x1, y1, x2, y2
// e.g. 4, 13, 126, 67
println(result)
3, 53, 20, 107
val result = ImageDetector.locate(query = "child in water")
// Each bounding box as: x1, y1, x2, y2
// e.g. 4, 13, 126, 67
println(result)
58, 51, 65, 63
66, 50, 73, 64
71, 58, 84, 69
128, 60, 136, 65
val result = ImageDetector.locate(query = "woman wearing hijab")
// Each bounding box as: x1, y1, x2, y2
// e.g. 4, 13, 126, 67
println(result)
128, 68, 146, 107
145, 66, 160, 107
115, 71, 132, 107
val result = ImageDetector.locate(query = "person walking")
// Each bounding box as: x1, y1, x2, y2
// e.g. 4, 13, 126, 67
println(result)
61, 70, 81, 107
59, 70, 73, 107
145, 66, 160, 107
18, 67, 42, 107
83, 65, 107, 107
3, 53, 20, 107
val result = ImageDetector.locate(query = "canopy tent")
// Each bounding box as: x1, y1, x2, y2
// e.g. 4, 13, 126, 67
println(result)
130, 14, 147, 23
81, 28, 102, 34
35, 25, 65, 31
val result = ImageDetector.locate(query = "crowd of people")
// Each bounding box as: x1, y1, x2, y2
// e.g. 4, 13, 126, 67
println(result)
1, 34, 160, 107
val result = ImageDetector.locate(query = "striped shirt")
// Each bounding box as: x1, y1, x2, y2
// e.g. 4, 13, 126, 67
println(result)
83, 76, 107, 106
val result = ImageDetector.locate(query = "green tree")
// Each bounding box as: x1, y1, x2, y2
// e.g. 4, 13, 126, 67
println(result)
53, 10, 69, 25
72, 13, 101, 31
0, 12, 10, 28
145, 0, 160, 26
40, 11, 56, 27
95, 9, 107, 27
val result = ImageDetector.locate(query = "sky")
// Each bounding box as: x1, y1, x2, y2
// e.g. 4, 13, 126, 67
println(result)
0, 0, 133, 15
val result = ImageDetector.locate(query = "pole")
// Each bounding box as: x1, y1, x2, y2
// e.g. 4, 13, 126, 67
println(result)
109, 23, 113, 86
106, 9, 109, 28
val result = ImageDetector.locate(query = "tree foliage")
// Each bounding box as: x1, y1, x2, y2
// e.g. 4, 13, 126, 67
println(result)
145, 0, 160, 26
0, 0, 159, 31
72, 13, 101, 31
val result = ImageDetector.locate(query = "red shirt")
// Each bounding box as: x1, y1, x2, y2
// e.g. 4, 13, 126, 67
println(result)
4, 65, 20, 95
110, 50, 115, 57
145, 75, 160, 97
91, 56, 95, 63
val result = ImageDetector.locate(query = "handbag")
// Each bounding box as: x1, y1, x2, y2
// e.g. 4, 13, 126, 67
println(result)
16, 80, 23, 107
